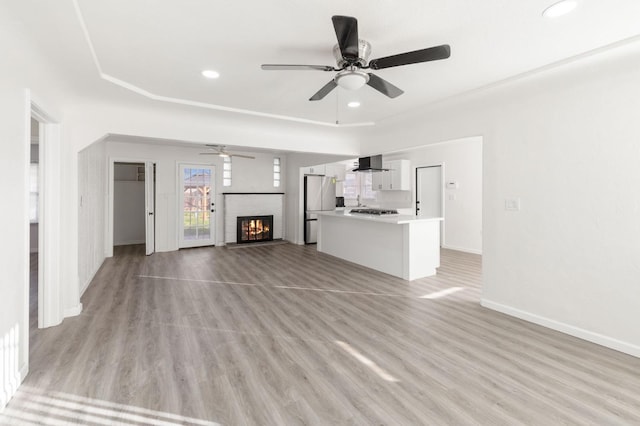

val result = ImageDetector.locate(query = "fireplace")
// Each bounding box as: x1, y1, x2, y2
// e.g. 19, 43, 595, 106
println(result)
236, 215, 273, 244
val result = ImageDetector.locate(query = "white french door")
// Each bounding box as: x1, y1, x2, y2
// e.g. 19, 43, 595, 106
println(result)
179, 164, 216, 248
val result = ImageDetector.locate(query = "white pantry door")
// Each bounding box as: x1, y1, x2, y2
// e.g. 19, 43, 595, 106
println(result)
179, 164, 216, 248
145, 162, 156, 255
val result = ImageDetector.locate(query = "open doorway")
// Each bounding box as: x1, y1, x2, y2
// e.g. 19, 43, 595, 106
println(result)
28, 118, 40, 332
113, 162, 155, 254
28, 101, 64, 333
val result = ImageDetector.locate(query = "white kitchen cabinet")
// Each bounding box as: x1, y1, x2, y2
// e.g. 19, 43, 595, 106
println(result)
317, 211, 442, 280
324, 164, 344, 180
331, 164, 347, 181
372, 159, 410, 191
325, 164, 347, 196
302, 164, 326, 175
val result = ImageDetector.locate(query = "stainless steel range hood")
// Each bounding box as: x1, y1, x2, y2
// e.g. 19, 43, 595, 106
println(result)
352, 154, 389, 172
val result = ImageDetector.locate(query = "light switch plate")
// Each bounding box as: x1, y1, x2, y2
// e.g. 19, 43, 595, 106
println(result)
505, 198, 521, 211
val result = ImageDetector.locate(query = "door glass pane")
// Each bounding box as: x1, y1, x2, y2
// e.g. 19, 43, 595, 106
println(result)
183, 167, 211, 241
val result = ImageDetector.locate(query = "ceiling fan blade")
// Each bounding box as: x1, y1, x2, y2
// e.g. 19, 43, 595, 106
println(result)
309, 80, 338, 101
366, 73, 404, 98
261, 64, 335, 71
230, 154, 256, 159
332, 15, 359, 61
199, 152, 218, 155
368, 44, 451, 70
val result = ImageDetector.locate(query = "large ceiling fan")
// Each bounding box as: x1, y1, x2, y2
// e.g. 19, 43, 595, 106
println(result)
199, 145, 255, 159
261, 15, 451, 101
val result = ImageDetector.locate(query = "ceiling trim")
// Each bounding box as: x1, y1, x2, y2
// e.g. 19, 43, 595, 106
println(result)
374, 32, 640, 126
71, 0, 374, 129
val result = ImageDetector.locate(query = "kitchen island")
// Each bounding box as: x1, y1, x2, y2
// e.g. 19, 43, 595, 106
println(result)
316, 210, 443, 281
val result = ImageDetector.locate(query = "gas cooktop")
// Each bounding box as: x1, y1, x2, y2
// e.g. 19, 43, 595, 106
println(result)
349, 208, 399, 215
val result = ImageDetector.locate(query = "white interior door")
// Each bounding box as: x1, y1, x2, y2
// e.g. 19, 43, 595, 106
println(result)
416, 165, 443, 244
179, 164, 216, 248
145, 162, 156, 255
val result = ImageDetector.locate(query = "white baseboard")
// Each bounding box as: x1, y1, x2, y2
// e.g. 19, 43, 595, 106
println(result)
64, 303, 83, 318
114, 239, 145, 246
481, 299, 640, 358
442, 244, 482, 255
284, 237, 304, 245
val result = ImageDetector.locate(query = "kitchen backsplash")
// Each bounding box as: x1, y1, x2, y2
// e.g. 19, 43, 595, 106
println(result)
376, 190, 412, 209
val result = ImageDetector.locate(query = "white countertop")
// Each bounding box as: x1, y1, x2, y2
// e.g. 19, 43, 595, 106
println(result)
317, 210, 443, 225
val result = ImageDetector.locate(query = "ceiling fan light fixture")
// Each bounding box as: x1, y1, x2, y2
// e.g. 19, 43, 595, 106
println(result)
218, 153, 230, 158
347, 101, 361, 108
201, 69, 220, 79
542, 0, 577, 18
335, 69, 369, 91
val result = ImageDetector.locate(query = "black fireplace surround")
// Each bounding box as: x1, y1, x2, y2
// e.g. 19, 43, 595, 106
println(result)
236, 215, 273, 244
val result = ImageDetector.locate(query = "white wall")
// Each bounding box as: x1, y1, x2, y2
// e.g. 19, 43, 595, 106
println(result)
0, 87, 29, 410
0, 10, 72, 408
363, 42, 640, 356
382, 137, 483, 254
78, 141, 107, 295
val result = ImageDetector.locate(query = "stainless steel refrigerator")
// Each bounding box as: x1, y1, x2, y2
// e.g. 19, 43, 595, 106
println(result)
304, 175, 336, 244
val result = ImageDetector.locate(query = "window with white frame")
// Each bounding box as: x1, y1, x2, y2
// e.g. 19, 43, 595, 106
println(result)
359, 173, 376, 199
343, 171, 376, 205
273, 157, 281, 187
223, 156, 232, 187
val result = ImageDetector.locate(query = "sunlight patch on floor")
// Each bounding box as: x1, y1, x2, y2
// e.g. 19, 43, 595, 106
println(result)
335, 341, 400, 383
3, 386, 220, 426
419, 287, 464, 299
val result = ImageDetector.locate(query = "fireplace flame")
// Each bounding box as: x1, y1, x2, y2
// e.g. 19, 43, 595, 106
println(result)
238, 216, 273, 243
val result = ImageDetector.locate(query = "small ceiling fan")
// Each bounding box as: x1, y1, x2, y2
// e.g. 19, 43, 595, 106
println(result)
199, 145, 255, 159
261, 15, 451, 101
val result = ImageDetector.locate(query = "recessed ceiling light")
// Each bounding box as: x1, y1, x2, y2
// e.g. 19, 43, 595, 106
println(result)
347, 101, 361, 108
543, 0, 577, 18
201, 70, 220, 79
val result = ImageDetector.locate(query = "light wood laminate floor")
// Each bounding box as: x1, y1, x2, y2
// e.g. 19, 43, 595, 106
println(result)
3, 244, 639, 425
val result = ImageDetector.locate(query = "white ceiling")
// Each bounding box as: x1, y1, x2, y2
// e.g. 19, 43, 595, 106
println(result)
9, 0, 640, 126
